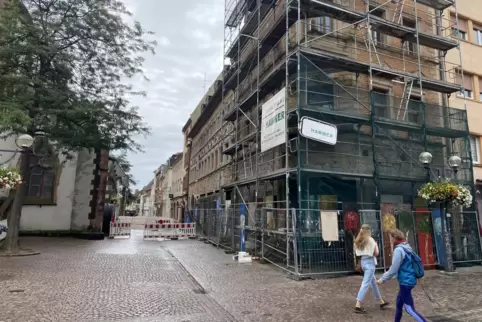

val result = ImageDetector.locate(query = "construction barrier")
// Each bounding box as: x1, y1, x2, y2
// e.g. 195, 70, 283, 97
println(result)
109, 222, 131, 238
143, 223, 197, 240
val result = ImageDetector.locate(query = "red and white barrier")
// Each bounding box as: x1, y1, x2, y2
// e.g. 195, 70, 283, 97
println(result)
109, 222, 131, 238
143, 223, 196, 240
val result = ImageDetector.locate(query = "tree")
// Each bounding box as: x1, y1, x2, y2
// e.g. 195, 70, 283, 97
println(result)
0, 0, 155, 255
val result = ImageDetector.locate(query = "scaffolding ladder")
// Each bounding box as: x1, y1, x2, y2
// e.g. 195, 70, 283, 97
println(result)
396, 78, 414, 121
364, 27, 381, 66
392, 0, 405, 25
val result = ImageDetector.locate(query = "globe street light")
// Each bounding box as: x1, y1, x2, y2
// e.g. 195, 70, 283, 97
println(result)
14, 134, 34, 149
419, 151, 433, 168
419, 152, 432, 182
448, 155, 462, 175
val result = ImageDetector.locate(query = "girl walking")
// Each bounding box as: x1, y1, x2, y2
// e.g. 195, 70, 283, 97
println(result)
354, 224, 389, 313
377, 228, 427, 322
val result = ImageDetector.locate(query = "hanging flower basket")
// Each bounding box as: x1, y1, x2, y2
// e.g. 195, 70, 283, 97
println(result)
0, 167, 22, 191
418, 178, 473, 208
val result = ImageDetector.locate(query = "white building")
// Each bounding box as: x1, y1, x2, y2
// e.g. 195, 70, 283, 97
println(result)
138, 180, 154, 216
0, 136, 104, 231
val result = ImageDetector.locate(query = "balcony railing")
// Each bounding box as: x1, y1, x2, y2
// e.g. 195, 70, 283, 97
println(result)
297, 85, 468, 135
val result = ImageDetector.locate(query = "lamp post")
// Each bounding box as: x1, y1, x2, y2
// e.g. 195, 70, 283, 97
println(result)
419, 151, 461, 272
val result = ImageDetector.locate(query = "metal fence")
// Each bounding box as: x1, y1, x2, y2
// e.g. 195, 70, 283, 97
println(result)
193, 204, 482, 277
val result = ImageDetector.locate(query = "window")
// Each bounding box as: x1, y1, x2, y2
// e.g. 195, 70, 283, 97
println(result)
307, 80, 334, 109
470, 136, 480, 164
370, 6, 385, 46
479, 77, 482, 101
407, 96, 423, 140
372, 89, 388, 118
27, 155, 55, 202
451, 15, 468, 40
456, 73, 474, 99
403, 19, 417, 54
474, 27, 482, 45
310, 16, 332, 34
372, 89, 389, 135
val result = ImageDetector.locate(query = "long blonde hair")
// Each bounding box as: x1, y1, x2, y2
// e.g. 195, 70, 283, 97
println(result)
354, 224, 372, 250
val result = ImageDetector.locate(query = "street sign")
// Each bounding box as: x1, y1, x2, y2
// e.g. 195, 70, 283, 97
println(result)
299, 117, 337, 145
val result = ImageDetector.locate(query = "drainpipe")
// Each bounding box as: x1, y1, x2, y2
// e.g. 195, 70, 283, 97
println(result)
185, 138, 193, 217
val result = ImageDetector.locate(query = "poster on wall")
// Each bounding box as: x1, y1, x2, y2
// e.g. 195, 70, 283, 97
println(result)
320, 211, 339, 241
261, 88, 286, 152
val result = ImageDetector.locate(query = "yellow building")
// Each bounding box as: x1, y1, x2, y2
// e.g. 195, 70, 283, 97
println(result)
447, 0, 482, 183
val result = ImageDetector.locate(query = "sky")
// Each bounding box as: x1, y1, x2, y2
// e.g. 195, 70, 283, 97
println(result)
122, 0, 225, 189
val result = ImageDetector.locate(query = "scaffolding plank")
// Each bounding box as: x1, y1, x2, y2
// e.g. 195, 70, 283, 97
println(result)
305, 2, 457, 51
304, 0, 364, 23
300, 47, 460, 94
370, 16, 458, 51
415, 0, 455, 11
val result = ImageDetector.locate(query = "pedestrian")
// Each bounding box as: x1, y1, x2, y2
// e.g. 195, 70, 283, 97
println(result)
377, 228, 426, 322
354, 224, 389, 313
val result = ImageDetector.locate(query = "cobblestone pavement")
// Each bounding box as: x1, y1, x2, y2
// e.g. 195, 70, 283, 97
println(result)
0, 230, 235, 322
1, 231, 482, 322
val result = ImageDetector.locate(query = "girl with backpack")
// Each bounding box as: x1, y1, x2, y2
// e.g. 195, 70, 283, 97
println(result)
353, 224, 389, 313
377, 228, 426, 322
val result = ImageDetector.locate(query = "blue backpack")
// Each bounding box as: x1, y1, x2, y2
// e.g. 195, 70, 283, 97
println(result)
405, 250, 425, 279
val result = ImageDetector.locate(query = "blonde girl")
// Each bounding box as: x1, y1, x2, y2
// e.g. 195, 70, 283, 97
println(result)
353, 224, 389, 313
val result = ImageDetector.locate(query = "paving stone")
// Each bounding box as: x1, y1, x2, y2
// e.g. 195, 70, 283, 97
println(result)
1, 230, 481, 322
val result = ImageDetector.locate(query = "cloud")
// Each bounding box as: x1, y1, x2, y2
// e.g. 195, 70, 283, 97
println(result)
122, 0, 224, 188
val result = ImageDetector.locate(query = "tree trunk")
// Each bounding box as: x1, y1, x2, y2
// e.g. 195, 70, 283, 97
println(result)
1, 150, 30, 253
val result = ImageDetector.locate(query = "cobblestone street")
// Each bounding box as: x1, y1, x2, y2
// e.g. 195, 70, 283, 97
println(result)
1, 231, 482, 322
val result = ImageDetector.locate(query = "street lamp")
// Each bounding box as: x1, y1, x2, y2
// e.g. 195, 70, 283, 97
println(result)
419, 151, 432, 182
419, 151, 433, 167
448, 155, 462, 175
419, 151, 462, 272
15, 134, 34, 149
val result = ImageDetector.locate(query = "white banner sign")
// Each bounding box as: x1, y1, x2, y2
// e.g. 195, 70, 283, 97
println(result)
261, 88, 286, 152
299, 117, 337, 145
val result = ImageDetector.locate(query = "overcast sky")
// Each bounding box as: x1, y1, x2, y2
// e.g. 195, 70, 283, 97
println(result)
122, 0, 224, 189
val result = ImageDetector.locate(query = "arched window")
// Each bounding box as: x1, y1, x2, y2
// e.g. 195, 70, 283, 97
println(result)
28, 155, 55, 200
25, 138, 58, 204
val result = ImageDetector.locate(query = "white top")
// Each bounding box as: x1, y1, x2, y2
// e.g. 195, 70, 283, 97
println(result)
355, 237, 378, 265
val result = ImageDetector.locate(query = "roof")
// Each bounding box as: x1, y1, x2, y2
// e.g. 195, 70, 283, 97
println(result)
182, 118, 192, 133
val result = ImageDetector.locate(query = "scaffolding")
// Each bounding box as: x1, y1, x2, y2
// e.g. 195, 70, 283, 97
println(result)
200, 0, 482, 275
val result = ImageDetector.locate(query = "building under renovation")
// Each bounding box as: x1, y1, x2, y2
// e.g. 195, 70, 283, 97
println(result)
190, 0, 482, 276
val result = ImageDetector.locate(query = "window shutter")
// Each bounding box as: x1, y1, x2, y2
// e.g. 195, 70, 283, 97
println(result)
470, 136, 479, 163
452, 15, 468, 32
456, 73, 473, 90
464, 74, 473, 90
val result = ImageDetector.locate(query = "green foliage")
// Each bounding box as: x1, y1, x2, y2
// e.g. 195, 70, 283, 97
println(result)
0, 0, 154, 152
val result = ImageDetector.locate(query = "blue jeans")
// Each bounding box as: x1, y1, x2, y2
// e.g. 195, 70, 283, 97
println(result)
395, 285, 427, 322
356, 257, 381, 302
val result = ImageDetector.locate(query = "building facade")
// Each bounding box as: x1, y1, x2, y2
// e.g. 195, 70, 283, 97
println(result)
181, 0, 481, 274
170, 153, 185, 221
445, 0, 482, 186
0, 136, 109, 231
188, 73, 234, 212
138, 180, 153, 217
